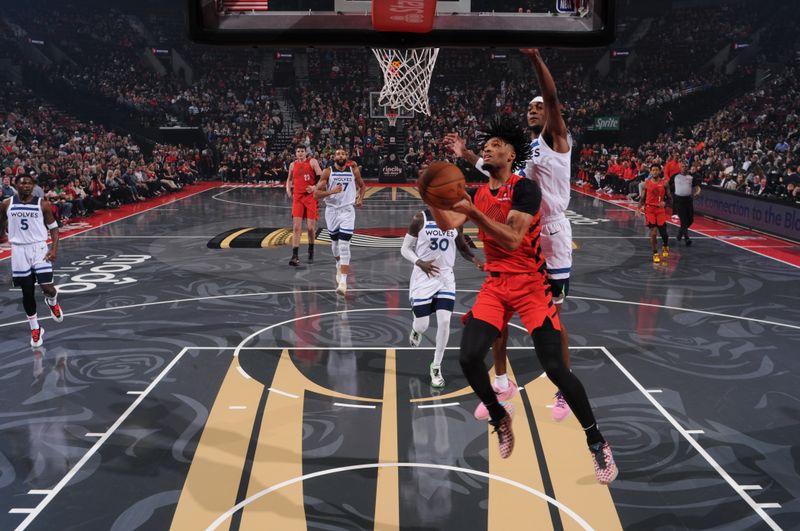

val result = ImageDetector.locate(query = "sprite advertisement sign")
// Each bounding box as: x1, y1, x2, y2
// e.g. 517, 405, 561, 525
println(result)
590, 116, 621, 131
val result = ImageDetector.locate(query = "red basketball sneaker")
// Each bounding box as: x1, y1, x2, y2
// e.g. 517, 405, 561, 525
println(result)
48, 302, 64, 323
30, 327, 44, 348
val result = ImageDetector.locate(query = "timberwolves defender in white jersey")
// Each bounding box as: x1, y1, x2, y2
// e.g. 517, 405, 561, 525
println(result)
401, 207, 482, 388
0, 174, 64, 347
314, 148, 365, 296
520, 119, 573, 299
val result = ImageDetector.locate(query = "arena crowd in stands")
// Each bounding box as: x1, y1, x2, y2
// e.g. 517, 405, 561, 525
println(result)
1, 84, 205, 238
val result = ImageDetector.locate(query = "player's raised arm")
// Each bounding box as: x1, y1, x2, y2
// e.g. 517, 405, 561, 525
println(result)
522, 48, 569, 152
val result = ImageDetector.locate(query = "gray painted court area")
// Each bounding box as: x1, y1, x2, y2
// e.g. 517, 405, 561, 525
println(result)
0, 186, 798, 530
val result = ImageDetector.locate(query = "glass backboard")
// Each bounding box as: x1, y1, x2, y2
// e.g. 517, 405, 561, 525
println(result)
187, 0, 615, 48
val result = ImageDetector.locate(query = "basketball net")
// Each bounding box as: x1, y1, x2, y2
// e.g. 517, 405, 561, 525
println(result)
372, 48, 439, 116
371, 0, 439, 116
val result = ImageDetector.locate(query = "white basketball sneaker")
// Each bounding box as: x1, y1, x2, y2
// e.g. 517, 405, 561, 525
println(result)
336, 279, 347, 296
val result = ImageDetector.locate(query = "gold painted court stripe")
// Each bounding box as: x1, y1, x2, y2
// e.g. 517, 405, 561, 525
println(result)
374, 348, 399, 530
527, 377, 622, 531
410, 385, 475, 403
170, 359, 264, 530
364, 186, 385, 199
391, 187, 397, 201
259, 229, 283, 248
220, 227, 256, 249
488, 364, 552, 530
240, 350, 306, 530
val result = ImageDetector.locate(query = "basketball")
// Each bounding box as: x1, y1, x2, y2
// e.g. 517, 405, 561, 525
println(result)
418, 161, 466, 210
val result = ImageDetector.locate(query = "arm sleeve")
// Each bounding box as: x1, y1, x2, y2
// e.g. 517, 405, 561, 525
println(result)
400, 234, 419, 264
473, 158, 491, 177
511, 178, 541, 216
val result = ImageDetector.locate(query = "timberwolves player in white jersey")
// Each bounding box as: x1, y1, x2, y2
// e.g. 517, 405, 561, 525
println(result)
0, 174, 64, 347
314, 148, 365, 296
401, 207, 482, 388
445, 49, 575, 421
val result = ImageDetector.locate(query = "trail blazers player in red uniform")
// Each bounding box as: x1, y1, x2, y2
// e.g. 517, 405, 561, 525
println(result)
450, 117, 617, 484
639, 163, 671, 263
286, 145, 323, 266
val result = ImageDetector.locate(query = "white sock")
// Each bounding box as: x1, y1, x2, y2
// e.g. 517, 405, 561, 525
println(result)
45, 293, 58, 306
340, 273, 347, 284
433, 309, 451, 366
27, 314, 39, 331
494, 374, 509, 391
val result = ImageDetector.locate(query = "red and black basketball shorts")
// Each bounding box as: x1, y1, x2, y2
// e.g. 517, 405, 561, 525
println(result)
466, 272, 561, 334
292, 194, 319, 220
645, 206, 666, 227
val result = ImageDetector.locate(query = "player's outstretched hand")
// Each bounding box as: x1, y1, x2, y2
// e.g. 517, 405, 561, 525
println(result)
305, 185, 316, 194
331, 184, 343, 194
416, 259, 440, 278
472, 257, 484, 271
444, 133, 466, 158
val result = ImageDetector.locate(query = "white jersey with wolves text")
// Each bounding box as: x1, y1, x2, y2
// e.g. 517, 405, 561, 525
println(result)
325, 166, 357, 208
6, 196, 48, 245
414, 210, 456, 271
520, 133, 572, 223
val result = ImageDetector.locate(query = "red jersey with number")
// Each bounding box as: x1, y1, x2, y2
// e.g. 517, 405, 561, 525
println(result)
472, 174, 546, 274
292, 159, 315, 197
644, 178, 667, 208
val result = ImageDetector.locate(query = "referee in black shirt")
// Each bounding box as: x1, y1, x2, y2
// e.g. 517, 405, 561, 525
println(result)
673, 161, 700, 246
